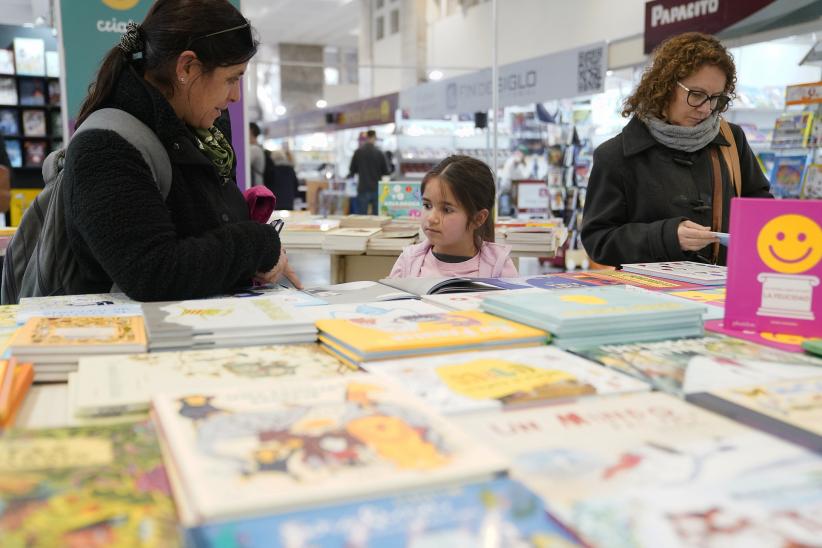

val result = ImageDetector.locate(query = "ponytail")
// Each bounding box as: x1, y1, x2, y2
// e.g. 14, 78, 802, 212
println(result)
76, 46, 131, 127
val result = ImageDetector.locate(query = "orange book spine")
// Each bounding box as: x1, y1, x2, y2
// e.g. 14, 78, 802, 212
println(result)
0, 363, 34, 428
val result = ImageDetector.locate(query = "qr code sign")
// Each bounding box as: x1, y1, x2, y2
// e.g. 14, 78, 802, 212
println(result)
578, 47, 604, 94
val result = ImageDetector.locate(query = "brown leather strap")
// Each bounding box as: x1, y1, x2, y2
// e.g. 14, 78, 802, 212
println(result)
709, 147, 723, 264
719, 119, 741, 197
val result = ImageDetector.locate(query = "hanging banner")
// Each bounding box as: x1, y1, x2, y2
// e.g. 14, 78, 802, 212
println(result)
56, 0, 249, 187
644, 0, 822, 54
264, 93, 399, 138
399, 42, 606, 119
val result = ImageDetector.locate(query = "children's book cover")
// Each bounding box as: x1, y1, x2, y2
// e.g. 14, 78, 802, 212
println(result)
363, 346, 649, 415
680, 356, 822, 395
562, 270, 706, 290
705, 319, 812, 353
301, 280, 415, 305
665, 287, 726, 308
725, 198, 822, 337
300, 299, 445, 322
186, 477, 583, 548
422, 288, 544, 311
801, 163, 822, 200
620, 261, 727, 286
316, 310, 547, 359
74, 344, 355, 417
454, 391, 821, 532
152, 374, 507, 525
689, 376, 822, 453
17, 292, 141, 324
769, 154, 809, 198
0, 421, 179, 546
10, 315, 147, 353
575, 334, 822, 395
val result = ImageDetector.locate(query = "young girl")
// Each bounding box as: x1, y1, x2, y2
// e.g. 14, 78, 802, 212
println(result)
389, 155, 518, 278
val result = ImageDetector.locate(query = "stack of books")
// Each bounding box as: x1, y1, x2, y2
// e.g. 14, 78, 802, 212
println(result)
481, 285, 706, 349
69, 343, 354, 420
316, 309, 548, 367
366, 222, 420, 252
9, 316, 148, 382
338, 214, 392, 228
495, 219, 565, 254
321, 227, 382, 253
619, 261, 727, 286
151, 375, 508, 528
16, 292, 142, 324
279, 217, 340, 249
141, 295, 317, 351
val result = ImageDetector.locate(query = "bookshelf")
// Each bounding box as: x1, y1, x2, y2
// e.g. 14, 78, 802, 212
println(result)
0, 24, 61, 191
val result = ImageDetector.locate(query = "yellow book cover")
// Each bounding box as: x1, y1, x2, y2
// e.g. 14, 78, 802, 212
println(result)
10, 316, 148, 354
317, 310, 547, 360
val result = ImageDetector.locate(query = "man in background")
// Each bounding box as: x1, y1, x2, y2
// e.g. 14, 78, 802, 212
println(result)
249, 122, 265, 187
348, 129, 389, 215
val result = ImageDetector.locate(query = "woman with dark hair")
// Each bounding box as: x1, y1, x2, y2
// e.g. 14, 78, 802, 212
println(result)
63, 0, 300, 301
581, 32, 771, 267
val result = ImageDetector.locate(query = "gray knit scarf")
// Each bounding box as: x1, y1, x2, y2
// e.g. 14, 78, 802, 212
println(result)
642, 113, 720, 153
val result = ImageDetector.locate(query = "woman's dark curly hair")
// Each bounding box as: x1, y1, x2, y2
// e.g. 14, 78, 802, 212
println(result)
622, 32, 736, 119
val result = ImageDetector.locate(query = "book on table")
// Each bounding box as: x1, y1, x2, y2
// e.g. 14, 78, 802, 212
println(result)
151, 374, 508, 527
619, 261, 727, 285
361, 345, 649, 415
379, 276, 505, 296
301, 280, 415, 304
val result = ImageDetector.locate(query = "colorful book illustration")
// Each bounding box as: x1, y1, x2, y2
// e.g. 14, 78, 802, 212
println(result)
769, 154, 809, 198
152, 374, 507, 526
801, 163, 822, 200
73, 344, 354, 417
705, 319, 812, 353
688, 376, 822, 453
301, 280, 414, 304
680, 356, 822, 395
620, 261, 727, 286
554, 270, 707, 290
575, 334, 822, 395
725, 198, 822, 338
316, 310, 548, 363
300, 299, 445, 322
0, 422, 179, 545
186, 477, 583, 548
12, 37, 45, 76
10, 315, 148, 354
21, 109, 45, 137
455, 391, 822, 546
664, 286, 726, 307
363, 346, 649, 415
422, 288, 544, 311
0, 108, 18, 136
17, 292, 141, 324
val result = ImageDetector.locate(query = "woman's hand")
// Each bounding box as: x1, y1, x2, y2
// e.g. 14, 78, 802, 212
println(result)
254, 248, 303, 289
677, 220, 718, 251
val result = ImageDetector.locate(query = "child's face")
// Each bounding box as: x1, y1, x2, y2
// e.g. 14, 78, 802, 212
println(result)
422, 177, 483, 256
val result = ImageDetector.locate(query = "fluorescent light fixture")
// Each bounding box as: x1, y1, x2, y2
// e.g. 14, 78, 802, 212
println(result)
316, 99, 328, 108
428, 70, 444, 81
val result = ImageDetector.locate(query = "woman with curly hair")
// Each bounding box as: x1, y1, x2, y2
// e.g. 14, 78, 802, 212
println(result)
581, 32, 771, 266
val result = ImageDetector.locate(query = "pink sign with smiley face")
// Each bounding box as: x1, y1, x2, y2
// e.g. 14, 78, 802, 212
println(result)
725, 198, 822, 337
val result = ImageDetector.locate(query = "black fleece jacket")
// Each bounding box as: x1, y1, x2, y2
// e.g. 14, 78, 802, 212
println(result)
61, 67, 280, 301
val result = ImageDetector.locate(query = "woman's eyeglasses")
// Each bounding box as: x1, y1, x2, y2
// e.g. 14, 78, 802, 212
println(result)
186, 20, 252, 50
677, 82, 731, 112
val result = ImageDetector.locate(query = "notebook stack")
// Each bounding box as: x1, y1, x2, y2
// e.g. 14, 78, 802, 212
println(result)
151, 374, 507, 528
8, 316, 148, 382
316, 309, 549, 367
321, 227, 382, 253
366, 222, 420, 252
141, 295, 317, 351
481, 285, 705, 349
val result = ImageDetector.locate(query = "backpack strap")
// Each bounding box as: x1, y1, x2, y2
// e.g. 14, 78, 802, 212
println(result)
74, 108, 172, 200
719, 119, 741, 198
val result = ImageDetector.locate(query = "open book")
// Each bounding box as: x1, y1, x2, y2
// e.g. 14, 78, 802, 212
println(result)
379, 277, 504, 296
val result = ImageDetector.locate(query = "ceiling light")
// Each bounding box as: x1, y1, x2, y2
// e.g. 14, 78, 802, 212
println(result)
316, 99, 328, 108
428, 70, 444, 81
274, 105, 287, 116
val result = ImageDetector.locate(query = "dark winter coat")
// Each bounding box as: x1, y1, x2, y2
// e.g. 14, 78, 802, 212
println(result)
61, 67, 280, 301
348, 142, 389, 193
581, 116, 772, 266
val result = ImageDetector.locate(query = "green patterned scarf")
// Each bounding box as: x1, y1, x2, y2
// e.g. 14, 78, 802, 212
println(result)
193, 125, 235, 179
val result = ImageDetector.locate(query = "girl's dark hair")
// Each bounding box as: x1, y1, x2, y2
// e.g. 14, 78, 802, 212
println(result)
422, 155, 496, 248
77, 0, 258, 125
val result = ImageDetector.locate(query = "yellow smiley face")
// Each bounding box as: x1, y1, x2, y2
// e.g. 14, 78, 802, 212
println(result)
102, 0, 140, 9
756, 214, 822, 274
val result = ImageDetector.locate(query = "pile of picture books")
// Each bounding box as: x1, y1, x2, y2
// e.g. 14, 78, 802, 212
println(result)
316, 309, 548, 367
366, 221, 420, 252
141, 295, 318, 351
481, 285, 706, 349
9, 316, 148, 382
278, 216, 340, 249
321, 227, 382, 253
150, 374, 508, 528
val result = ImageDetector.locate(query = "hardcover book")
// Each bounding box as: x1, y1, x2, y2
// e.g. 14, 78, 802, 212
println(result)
17, 78, 46, 106
620, 261, 727, 286
23, 140, 46, 167
0, 421, 179, 545
769, 154, 809, 198
363, 346, 649, 415
9, 315, 148, 355
0, 108, 18, 136
152, 374, 507, 525
21, 109, 46, 137
0, 77, 17, 105
725, 198, 822, 337
12, 37, 45, 76
379, 276, 504, 296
